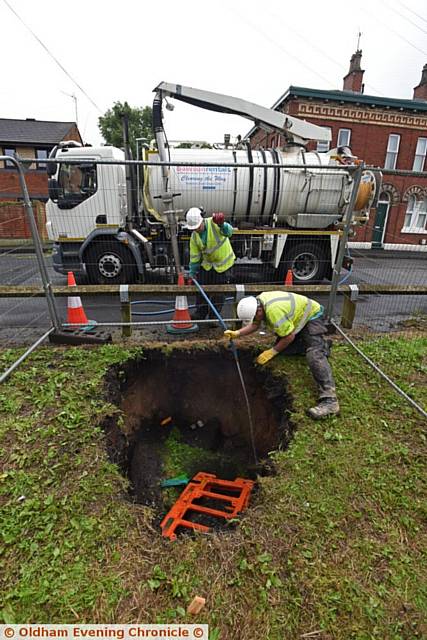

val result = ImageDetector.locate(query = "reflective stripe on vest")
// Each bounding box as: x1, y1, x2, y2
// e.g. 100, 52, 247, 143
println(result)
293, 299, 314, 334
259, 292, 317, 335
192, 218, 235, 273
204, 223, 227, 255
264, 294, 296, 330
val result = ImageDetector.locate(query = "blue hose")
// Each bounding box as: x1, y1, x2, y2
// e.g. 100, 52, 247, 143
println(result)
192, 276, 258, 464
191, 277, 228, 331
130, 297, 234, 317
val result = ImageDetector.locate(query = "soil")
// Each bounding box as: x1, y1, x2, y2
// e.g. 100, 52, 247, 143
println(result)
101, 343, 295, 532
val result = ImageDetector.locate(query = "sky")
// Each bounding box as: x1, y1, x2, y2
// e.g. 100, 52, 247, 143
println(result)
1, 0, 426, 147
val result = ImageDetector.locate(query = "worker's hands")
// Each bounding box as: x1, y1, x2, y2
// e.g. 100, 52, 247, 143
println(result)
256, 348, 278, 366
183, 270, 192, 285
224, 329, 240, 340
212, 212, 225, 226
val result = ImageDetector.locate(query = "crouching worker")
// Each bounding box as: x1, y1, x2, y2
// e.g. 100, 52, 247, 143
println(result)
224, 292, 339, 419
185, 207, 235, 321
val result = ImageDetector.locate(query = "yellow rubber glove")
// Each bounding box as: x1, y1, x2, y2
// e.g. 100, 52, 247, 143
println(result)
256, 348, 278, 365
224, 329, 240, 340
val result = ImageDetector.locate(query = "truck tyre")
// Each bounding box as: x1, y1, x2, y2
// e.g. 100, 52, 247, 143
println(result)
280, 241, 328, 284
85, 241, 138, 284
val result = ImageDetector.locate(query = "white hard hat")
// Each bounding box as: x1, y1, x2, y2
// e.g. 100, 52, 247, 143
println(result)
237, 296, 258, 323
185, 207, 204, 230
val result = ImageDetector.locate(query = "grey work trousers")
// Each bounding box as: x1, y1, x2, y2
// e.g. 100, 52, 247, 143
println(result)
275, 317, 337, 401
193, 267, 234, 320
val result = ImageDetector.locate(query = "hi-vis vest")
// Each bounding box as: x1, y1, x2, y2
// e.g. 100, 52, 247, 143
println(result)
257, 291, 321, 337
190, 217, 235, 273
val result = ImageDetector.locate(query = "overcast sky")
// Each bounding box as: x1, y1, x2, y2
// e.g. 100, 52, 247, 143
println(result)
1, 0, 426, 147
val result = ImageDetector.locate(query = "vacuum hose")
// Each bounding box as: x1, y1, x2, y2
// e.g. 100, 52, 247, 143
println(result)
192, 277, 258, 464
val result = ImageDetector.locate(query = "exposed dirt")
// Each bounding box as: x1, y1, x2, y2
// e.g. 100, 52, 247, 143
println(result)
102, 343, 295, 526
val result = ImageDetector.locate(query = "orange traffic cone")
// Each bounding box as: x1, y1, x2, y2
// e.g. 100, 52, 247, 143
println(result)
67, 271, 95, 331
166, 272, 199, 334
284, 269, 293, 286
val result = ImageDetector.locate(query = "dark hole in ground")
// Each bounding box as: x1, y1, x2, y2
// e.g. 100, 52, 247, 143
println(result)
102, 346, 294, 529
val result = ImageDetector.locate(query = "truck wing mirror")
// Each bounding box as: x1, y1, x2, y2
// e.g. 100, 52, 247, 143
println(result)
46, 146, 58, 176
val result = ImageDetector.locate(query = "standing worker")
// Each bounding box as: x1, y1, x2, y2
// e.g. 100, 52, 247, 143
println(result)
185, 207, 235, 321
224, 292, 339, 419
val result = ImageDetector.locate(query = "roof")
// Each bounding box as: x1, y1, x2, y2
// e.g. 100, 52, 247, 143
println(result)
247, 85, 427, 138
0, 118, 79, 145
276, 86, 427, 112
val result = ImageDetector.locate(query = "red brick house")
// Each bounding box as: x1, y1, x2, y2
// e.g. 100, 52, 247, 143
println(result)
0, 119, 82, 240
248, 52, 427, 251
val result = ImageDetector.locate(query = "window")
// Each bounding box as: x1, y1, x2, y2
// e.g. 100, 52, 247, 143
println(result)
36, 148, 49, 170
413, 137, 427, 172
3, 147, 16, 168
316, 127, 332, 152
384, 134, 400, 170
337, 129, 351, 147
402, 195, 427, 233
56, 162, 97, 209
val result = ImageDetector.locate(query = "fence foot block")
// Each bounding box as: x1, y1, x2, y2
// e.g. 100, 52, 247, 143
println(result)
49, 328, 112, 345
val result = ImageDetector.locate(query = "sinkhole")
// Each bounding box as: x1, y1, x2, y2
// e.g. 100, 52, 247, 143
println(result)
103, 346, 295, 530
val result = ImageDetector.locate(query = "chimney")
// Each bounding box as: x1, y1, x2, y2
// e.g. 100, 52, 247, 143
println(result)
343, 50, 365, 93
413, 64, 427, 101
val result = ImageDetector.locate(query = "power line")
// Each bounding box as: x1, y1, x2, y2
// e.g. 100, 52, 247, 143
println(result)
225, 3, 338, 89
2, 0, 102, 113
381, 0, 427, 36
363, 3, 427, 56
397, 0, 427, 26
258, 8, 386, 96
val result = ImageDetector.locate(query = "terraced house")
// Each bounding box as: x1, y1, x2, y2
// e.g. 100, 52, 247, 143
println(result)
248, 51, 427, 251
0, 118, 82, 241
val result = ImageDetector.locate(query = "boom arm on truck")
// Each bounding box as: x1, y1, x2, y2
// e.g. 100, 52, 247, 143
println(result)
154, 82, 332, 145
45, 82, 380, 285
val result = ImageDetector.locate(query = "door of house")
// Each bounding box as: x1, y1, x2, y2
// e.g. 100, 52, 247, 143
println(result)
372, 193, 390, 248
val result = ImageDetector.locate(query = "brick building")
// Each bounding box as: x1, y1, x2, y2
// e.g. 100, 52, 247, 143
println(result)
248, 52, 427, 251
0, 119, 82, 240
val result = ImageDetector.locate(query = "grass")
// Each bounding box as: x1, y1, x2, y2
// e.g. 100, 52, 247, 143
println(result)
0, 335, 426, 638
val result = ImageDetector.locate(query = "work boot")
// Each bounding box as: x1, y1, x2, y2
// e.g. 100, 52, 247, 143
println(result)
307, 398, 340, 420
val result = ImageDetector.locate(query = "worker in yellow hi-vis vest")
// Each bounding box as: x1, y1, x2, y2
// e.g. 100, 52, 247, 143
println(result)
185, 207, 235, 321
224, 292, 339, 419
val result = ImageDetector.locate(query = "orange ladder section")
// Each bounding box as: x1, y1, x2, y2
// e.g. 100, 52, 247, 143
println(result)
160, 472, 255, 541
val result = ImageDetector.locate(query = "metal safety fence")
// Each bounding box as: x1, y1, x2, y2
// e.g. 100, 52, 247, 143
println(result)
0, 156, 425, 389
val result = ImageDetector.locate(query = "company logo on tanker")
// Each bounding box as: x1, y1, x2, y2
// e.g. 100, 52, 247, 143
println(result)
176, 166, 231, 189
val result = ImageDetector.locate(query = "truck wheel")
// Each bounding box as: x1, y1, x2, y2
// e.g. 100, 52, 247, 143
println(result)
85, 241, 138, 284
280, 241, 328, 284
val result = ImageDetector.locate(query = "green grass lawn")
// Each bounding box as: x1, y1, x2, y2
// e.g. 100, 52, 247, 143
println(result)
0, 335, 426, 639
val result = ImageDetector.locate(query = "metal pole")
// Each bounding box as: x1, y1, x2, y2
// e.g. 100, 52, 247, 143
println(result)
0, 328, 55, 384
326, 164, 363, 321
2, 156, 61, 330
332, 321, 427, 420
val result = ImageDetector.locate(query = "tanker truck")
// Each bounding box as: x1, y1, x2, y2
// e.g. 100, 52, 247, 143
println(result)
45, 82, 381, 285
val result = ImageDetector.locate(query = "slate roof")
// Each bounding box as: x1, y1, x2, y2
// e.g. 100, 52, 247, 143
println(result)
0, 118, 79, 145
246, 86, 427, 138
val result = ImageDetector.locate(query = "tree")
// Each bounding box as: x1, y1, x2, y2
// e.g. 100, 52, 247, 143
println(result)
98, 102, 153, 157
175, 141, 212, 149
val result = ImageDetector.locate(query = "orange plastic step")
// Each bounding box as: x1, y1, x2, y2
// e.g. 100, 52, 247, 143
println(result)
160, 472, 254, 540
